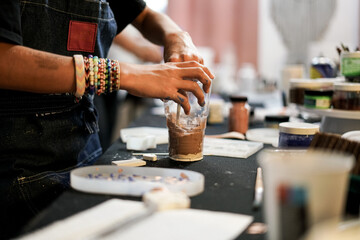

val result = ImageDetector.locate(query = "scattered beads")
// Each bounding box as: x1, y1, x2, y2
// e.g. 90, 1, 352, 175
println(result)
85, 173, 190, 185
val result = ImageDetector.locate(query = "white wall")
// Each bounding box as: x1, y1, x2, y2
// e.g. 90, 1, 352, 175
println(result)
258, 0, 359, 82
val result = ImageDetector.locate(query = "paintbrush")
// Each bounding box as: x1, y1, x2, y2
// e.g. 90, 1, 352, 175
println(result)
253, 167, 264, 210
309, 132, 360, 175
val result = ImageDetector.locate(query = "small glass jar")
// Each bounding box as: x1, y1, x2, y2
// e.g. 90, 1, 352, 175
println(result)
341, 52, 360, 82
332, 82, 360, 110
229, 96, 250, 134
208, 98, 225, 124
289, 79, 334, 105
278, 122, 319, 148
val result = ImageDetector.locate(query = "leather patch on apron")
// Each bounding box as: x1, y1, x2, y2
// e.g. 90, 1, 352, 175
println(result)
67, 20, 97, 53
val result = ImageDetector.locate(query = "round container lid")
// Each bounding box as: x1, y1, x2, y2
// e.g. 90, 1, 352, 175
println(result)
334, 82, 360, 91
304, 89, 333, 96
311, 55, 335, 67
229, 96, 248, 102
279, 122, 320, 135
264, 115, 290, 122
290, 78, 336, 89
342, 131, 360, 143
341, 51, 360, 58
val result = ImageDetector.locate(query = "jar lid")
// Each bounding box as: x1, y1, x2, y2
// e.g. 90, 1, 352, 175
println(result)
279, 122, 319, 135
304, 89, 333, 96
264, 115, 290, 122
334, 82, 360, 91
290, 78, 335, 88
341, 51, 360, 58
229, 96, 248, 102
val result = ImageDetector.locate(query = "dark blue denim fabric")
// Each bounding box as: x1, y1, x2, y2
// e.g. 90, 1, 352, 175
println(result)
0, 0, 118, 238
20, 0, 117, 57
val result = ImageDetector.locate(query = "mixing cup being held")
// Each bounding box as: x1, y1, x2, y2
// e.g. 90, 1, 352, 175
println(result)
164, 80, 211, 162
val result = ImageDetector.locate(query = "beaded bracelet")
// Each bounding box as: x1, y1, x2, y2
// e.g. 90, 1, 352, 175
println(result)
73, 54, 85, 101
100, 58, 106, 95
89, 55, 95, 95
80, 55, 121, 97
115, 60, 120, 91
93, 56, 98, 96
107, 58, 111, 94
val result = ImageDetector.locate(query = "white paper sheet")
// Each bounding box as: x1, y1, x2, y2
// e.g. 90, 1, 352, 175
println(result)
20, 199, 253, 240
204, 137, 263, 158
120, 127, 168, 144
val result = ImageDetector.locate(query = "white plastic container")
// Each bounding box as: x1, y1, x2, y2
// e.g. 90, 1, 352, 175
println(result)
258, 149, 354, 240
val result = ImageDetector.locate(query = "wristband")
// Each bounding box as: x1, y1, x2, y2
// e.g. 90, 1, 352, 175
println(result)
73, 54, 85, 100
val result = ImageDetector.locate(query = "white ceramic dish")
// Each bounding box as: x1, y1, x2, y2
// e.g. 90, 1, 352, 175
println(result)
70, 166, 204, 197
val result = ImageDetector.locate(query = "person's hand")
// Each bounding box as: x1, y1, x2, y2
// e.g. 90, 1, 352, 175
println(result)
120, 61, 214, 114
163, 31, 203, 64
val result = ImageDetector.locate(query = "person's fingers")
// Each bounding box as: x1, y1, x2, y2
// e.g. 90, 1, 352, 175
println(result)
175, 79, 205, 107
199, 57, 204, 65
183, 53, 204, 65
167, 90, 190, 114
167, 53, 205, 66
183, 54, 198, 62
177, 90, 190, 114
173, 61, 215, 79
178, 67, 212, 93
167, 54, 181, 63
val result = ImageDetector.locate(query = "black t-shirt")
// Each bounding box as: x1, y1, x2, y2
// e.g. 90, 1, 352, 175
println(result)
108, 0, 146, 35
0, 0, 146, 45
0, 0, 22, 45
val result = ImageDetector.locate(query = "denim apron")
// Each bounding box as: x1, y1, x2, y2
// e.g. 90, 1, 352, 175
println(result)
0, 0, 117, 238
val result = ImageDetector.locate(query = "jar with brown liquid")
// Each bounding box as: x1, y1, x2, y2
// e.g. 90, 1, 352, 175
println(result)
229, 96, 249, 134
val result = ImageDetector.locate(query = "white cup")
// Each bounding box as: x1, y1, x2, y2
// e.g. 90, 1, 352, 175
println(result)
258, 149, 354, 240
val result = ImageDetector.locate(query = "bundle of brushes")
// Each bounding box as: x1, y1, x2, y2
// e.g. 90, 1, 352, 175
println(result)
309, 132, 360, 175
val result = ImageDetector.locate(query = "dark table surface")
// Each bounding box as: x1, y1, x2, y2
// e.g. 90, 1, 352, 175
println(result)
22, 111, 267, 240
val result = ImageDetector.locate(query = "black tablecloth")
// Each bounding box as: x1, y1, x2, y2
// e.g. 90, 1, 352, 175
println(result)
22, 112, 266, 240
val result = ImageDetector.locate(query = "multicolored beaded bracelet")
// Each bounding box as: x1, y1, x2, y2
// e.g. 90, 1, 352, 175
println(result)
79, 55, 121, 97
89, 56, 95, 95
93, 56, 98, 96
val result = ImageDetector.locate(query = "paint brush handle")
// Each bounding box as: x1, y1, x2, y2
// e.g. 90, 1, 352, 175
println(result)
253, 167, 264, 210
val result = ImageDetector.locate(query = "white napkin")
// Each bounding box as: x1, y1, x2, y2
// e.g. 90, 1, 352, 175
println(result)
20, 199, 253, 240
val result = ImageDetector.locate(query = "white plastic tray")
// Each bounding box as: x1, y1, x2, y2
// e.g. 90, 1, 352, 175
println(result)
70, 166, 204, 197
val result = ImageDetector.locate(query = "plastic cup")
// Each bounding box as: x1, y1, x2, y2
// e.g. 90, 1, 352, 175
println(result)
164, 81, 210, 162
257, 149, 354, 240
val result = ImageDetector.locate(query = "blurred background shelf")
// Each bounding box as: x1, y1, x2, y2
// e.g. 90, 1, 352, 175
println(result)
299, 106, 360, 120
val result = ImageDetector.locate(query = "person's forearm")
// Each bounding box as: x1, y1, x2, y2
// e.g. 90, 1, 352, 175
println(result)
132, 7, 202, 63
132, 7, 183, 46
113, 32, 162, 63
0, 42, 75, 94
